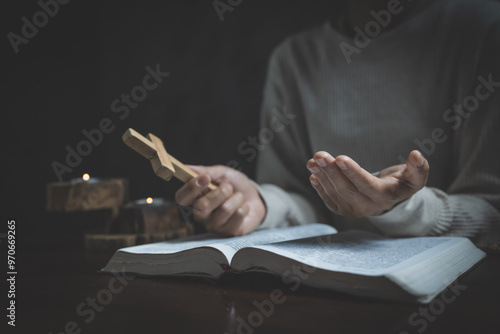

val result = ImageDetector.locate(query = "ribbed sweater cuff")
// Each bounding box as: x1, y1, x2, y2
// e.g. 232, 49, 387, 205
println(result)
251, 182, 317, 229
367, 187, 453, 237
252, 182, 291, 229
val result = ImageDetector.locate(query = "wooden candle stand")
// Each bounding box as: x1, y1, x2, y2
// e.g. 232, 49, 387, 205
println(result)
46, 128, 208, 252
85, 198, 193, 252
115, 198, 182, 234
46, 178, 129, 212
46, 177, 129, 234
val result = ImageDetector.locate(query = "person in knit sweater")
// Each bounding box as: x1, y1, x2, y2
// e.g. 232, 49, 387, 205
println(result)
175, 0, 500, 247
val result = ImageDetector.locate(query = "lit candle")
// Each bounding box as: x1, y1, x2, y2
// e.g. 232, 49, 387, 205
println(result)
117, 197, 183, 237
70, 173, 99, 184
133, 197, 165, 206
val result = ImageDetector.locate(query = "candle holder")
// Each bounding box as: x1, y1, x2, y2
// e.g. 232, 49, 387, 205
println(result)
84, 197, 194, 252
115, 198, 182, 234
46, 174, 194, 252
46, 176, 129, 212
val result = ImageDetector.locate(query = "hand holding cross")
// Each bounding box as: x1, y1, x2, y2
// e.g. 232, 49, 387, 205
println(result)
122, 128, 217, 191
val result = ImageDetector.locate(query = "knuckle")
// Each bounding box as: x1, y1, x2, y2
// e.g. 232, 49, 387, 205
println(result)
358, 182, 375, 194
174, 191, 184, 205
229, 223, 248, 237
179, 185, 199, 204
220, 183, 233, 197
233, 206, 247, 220
323, 164, 337, 176
324, 169, 336, 178
203, 219, 223, 233
219, 203, 234, 215
213, 171, 230, 185
344, 186, 358, 198
175, 185, 195, 205
232, 228, 246, 237
193, 197, 209, 213
382, 183, 399, 201
386, 191, 399, 202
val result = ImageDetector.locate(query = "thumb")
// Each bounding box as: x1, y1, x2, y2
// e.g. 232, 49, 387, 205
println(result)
402, 150, 429, 190
188, 165, 233, 183
186, 165, 209, 175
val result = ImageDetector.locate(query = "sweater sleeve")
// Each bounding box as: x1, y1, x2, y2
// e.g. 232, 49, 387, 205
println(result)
367, 16, 500, 247
366, 97, 500, 247
254, 44, 329, 229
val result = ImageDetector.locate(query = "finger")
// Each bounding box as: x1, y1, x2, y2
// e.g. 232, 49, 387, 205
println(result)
308, 153, 343, 197
186, 165, 209, 175
188, 165, 233, 185
313, 152, 371, 205
334, 155, 381, 197
216, 205, 251, 237
308, 155, 348, 210
192, 183, 234, 221
175, 174, 211, 206
309, 174, 340, 214
402, 150, 430, 190
205, 192, 247, 233
307, 157, 337, 199
313, 151, 347, 186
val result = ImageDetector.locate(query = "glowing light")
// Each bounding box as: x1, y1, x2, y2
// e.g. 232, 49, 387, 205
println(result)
82, 173, 90, 181
146, 197, 153, 204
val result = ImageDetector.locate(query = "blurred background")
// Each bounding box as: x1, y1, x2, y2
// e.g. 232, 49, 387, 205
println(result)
2, 0, 342, 238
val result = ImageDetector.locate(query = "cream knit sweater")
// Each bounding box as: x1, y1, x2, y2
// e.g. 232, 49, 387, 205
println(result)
254, 0, 500, 247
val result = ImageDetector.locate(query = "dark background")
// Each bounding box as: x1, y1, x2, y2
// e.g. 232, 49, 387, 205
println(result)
2, 0, 342, 237
3, 3, 500, 334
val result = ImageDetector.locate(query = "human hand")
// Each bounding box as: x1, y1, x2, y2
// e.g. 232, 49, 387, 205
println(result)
307, 150, 429, 217
175, 165, 266, 236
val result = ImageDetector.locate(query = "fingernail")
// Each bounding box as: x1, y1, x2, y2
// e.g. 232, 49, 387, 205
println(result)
413, 152, 424, 167
418, 153, 425, 167
315, 158, 327, 167
336, 160, 348, 171
308, 166, 320, 174
196, 175, 209, 187
310, 178, 319, 186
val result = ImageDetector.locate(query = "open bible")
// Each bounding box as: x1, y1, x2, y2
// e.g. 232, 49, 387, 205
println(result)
101, 224, 485, 303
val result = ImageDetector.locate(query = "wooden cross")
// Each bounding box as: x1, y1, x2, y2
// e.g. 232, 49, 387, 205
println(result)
122, 128, 217, 191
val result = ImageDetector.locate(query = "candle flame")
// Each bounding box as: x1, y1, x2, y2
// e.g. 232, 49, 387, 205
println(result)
146, 197, 153, 204
82, 173, 90, 181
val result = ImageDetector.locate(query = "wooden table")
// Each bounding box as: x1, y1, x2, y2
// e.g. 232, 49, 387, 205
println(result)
13, 236, 500, 334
